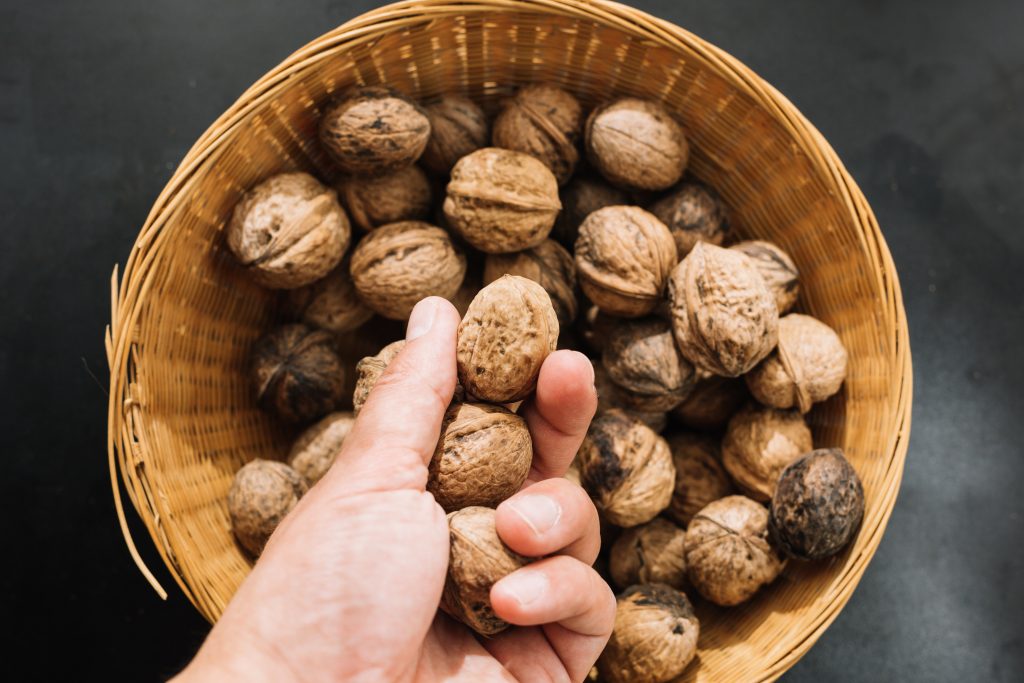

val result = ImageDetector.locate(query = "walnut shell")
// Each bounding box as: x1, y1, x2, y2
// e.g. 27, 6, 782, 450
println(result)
721, 404, 813, 502
598, 584, 699, 683
226, 173, 351, 289
575, 206, 678, 317
553, 174, 630, 248
578, 304, 618, 355
602, 317, 696, 412
671, 375, 748, 432
483, 239, 577, 326
447, 278, 480, 318
609, 518, 688, 590
284, 257, 373, 335
457, 275, 559, 403
594, 363, 669, 433
420, 95, 490, 175
730, 240, 800, 314
428, 402, 533, 512
349, 221, 467, 320
338, 165, 432, 231
684, 495, 785, 606
319, 86, 430, 175
228, 459, 308, 557
441, 506, 532, 635
287, 411, 355, 485
668, 242, 779, 377
577, 410, 675, 527
492, 84, 582, 185
443, 147, 561, 253
649, 181, 730, 258
585, 98, 689, 191
746, 313, 848, 413
251, 324, 345, 423
769, 448, 864, 560
665, 432, 734, 527
352, 339, 407, 414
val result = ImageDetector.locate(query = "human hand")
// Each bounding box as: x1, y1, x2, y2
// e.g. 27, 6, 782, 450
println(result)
175, 296, 613, 683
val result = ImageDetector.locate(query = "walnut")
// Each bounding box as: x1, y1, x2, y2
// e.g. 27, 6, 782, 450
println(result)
428, 402, 533, 512
287, 411, 355, 485
577, 410, 675, 527
668, 242, 779, 377
746, 313, 848, 413
609, 518, 688, 590
441, 506, 533, 635
664, 432, 734, 527
284, 257, 373, 335
226, 172, 351, 289
684, 495, 785, 606
337, 165, 432, 231
228, 459, 308, 557
585, 98, 689, 191
443, 147, 561, 253
457, 275, 559, 403
578, 304, 618, 354
319, 86, 430, 175
575, 206, 677, 317
598, 584, 699, 683
492, 84, 582, 185
602, 317, 696, 412
349, 221, 467, 320
594, 363, 668, 433
552, 174, 629, 248
352, 339, 406, 414
649, 181, 730, 258
420, 94, 489, 175
671, 375, 748, 432
483, 239, 577, 326
446, 278, 480, 318
721, 404, 813, 502
251, 324, 345, 423
730, 240, 800, 314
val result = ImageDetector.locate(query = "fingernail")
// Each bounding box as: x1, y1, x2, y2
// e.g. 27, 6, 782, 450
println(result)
406, 298, 439, 341
508, 494, 562, 536
501, 570, 548, 607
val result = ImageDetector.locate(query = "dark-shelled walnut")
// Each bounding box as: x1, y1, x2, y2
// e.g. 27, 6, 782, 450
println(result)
337, 165, 432, 231
226, 172, 351, 289
579, 304, 619, 355
483, 239, 577, 326
649, 181, 730, 258
746, 313, 848, 413
684, 495, 785, 606
428, 402, 533, 512
553, 173, 629, 248
420, 94, 490, 175
602, 317, 696, 412
585, 98, 689, 192
284, 257, 373, 335
287, 411, 355, 486
352, 339, 406, 415
441, 506, 533, 636
319, 86, 430, 175
349, 221, 467, 320
721, 404, 813, 502
251, 324, 345, 423
457, 275, 559, 403
577, 410, 675, 527
598, 584, 699, 683
770, 448, 865, 560
444, 147, 561, 253
575, 206, 678, 317
594, 363, 668, 433
668, 242, 779, 377
609, 518, 688, 590
665, 432, 733, 527
671, 375, 749, 432
228, 459, 308, 557
447, 278, 480, 318
730, 240, 800, 314
492, 84, 583, 185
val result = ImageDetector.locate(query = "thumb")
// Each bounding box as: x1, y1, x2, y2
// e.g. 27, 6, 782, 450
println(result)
321, 296, 461, 496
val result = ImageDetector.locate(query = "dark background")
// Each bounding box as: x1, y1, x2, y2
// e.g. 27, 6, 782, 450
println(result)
2, 0, 1022, 680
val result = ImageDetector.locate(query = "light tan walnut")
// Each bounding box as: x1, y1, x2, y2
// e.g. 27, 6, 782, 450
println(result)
483, 239, 577, 326
287, 412, 355, 485
337, 165, 432, 231
609, 518, 688, 590
228, 459, 307, 557
664, 431, 734, 527
553, 174, 629, 249
730, 240, 800, 314
492, 84, 583, 185
721, 404, 813, 502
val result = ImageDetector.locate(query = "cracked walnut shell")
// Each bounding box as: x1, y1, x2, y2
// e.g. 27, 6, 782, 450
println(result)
609, 518, 688, 590
665, 432, 734, 527
649, 181, 730, 258
492, 84, 582, 185
730, 240, 800, 314
483, 239, 577, 326
338, 165, 432, 231
228, 459, 308, 557
721, 404, 813, 502
420, 94, 489, 175
287, 411, 355, 486
602, 317, 696, 412
251, 324, 345, 423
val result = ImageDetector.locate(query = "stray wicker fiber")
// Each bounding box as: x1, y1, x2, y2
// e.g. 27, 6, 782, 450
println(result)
106, 1, 912, 680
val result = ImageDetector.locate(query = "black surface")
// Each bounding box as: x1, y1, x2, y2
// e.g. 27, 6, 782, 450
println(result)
2, 1, 1022, 680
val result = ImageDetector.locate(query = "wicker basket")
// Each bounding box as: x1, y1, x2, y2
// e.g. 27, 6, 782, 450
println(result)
106, 0, 912, 679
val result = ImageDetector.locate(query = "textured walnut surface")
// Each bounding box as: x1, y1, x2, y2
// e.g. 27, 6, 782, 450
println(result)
420, 94, 489, 175
553, 173, 629, 248
649, 181, 730, 258
492, 84, 582, 185
609, 517, 688, 590
338, 165, 432, 231
671, 375, 748, 433
228, 459, 307, 557
483, 239, 577, 326
721, 403, 813, 502
665, 431, 734, 526
730, 240, 800, 314
352, 339, 407, 414
284, 257, 373, 335
287, 411, 355, 485
594, 362, 669, 433
251, 323, 345, 423
602, 317, 696, 412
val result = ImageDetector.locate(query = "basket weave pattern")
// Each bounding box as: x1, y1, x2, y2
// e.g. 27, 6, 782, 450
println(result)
106, 1, 912, 679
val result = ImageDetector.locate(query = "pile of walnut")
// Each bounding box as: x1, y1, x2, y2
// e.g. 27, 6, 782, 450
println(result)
221, 83, 865, 682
